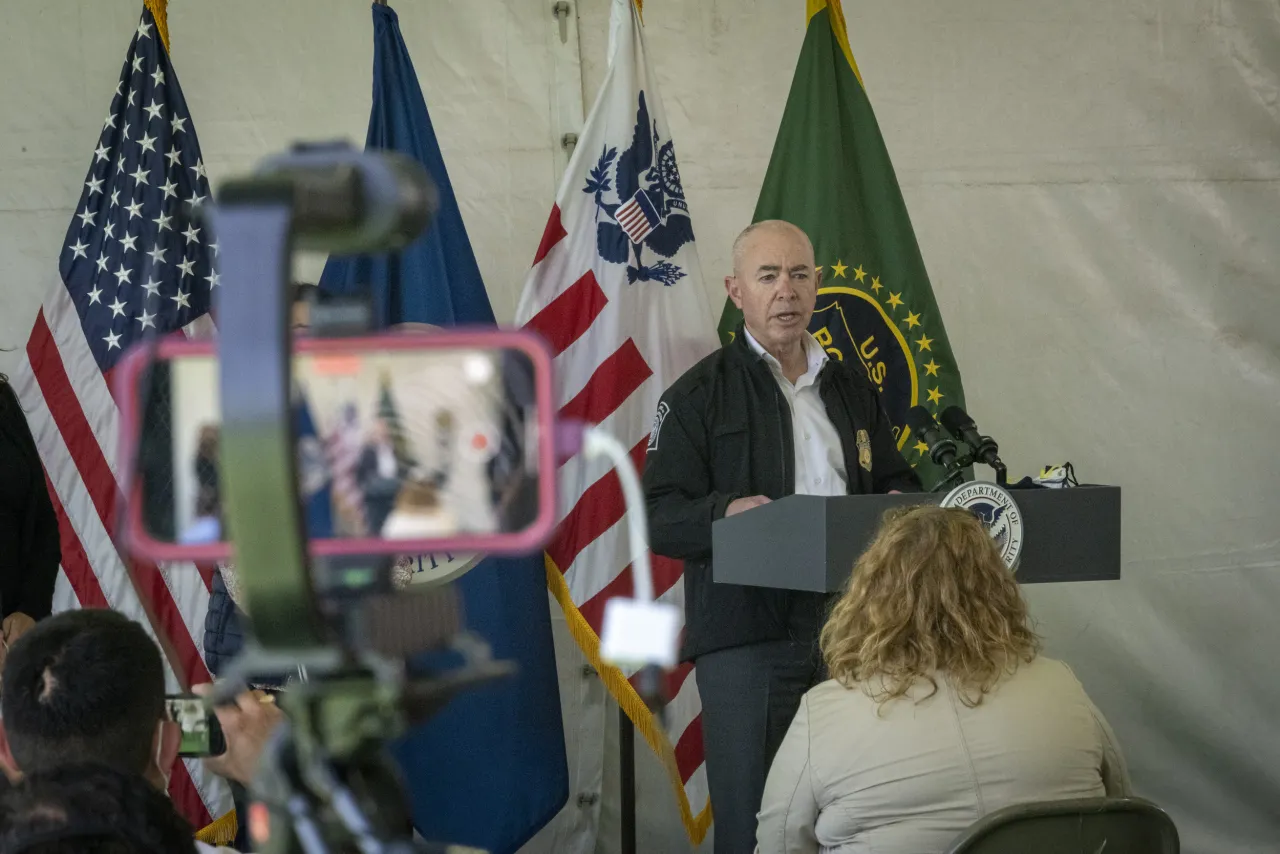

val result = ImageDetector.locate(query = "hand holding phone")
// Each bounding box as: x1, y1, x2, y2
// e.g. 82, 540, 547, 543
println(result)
165, 694, 226, 758
193, 684, 285, 786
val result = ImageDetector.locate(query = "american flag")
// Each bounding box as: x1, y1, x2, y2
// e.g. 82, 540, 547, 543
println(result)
10, 5, 229, 830
325, 403, 367, 535
515, 0, 718, 844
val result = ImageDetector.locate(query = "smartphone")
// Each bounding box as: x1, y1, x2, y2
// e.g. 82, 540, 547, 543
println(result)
165, 694, 226, 758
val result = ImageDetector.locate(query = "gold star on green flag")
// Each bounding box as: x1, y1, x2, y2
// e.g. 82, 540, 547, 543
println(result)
716, 0, 966, 487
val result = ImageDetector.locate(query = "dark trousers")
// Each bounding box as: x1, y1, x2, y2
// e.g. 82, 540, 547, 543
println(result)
696, 639, 823, 854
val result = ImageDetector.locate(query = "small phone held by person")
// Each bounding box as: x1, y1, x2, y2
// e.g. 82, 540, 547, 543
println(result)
165, 694, 227, 758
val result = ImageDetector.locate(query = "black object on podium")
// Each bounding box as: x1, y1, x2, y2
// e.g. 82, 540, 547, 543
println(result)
712, 485, 1121, 592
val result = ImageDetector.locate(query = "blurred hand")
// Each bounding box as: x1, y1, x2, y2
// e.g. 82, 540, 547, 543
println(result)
725, 495, 771, 517
2, 613, 36, 647
193, 684, 285, 786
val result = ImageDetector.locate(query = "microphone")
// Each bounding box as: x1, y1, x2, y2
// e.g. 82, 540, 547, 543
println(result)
939, 406, 1006, 481
906, 406, 960, 473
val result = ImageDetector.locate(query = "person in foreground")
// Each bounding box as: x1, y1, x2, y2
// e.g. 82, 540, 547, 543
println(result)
644, 220, 920, 854
0, 609, 282, 853
0, 763, 198, 853
0, 372, 62, 666
755, 506, 1131, 854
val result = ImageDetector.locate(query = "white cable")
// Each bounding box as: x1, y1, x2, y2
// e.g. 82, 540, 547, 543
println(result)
583, 425, 654, 604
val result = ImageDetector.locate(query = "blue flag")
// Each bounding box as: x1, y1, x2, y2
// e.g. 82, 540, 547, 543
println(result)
320, 5, 568, 852
319, 4, 495, 328
294, 391, 334, 537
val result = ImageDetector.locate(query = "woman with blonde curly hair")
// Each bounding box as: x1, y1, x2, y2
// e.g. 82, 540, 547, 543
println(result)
755, 505, 1130, 854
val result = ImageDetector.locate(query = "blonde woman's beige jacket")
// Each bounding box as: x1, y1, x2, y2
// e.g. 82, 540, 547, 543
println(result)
755, 656, 1130, 854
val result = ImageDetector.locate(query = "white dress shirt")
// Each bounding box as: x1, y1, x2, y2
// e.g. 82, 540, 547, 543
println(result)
743, 328, 847, 496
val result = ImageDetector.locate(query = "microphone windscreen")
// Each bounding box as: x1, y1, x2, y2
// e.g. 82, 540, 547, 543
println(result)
905, 405, 939, 436
938, 405, 975, 437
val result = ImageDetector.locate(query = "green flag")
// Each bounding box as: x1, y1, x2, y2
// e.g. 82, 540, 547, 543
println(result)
717, 0, 965, 485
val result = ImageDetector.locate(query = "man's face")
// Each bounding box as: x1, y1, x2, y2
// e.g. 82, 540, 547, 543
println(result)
725, 223, 819, 355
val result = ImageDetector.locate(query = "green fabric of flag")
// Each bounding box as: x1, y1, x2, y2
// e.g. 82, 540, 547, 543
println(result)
717, 0, 965, 484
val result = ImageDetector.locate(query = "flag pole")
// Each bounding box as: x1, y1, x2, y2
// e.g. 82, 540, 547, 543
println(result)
620, 704, 636, 854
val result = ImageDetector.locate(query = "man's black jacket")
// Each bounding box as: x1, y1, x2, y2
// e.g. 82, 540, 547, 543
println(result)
643, 325, 920, 662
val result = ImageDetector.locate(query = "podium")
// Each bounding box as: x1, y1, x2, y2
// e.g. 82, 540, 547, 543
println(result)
712, 485, 1121, 593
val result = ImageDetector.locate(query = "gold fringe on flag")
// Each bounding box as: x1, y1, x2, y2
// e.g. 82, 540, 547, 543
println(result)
143, 0, 171, 54
196, 809, 238, 847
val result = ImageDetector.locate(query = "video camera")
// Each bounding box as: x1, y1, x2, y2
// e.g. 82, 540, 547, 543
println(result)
113, 142, 678, 853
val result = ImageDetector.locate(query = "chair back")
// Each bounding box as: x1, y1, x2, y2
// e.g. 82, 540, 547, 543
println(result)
945, 797, 1179, 854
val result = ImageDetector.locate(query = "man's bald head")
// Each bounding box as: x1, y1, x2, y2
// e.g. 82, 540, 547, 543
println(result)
731, 220, 813, 279
724, 220, 820, 362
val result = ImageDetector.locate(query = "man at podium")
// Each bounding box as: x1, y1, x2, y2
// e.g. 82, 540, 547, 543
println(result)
643, 220, 920, 854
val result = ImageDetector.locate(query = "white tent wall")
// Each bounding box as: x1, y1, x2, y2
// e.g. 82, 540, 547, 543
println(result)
1, 2, 1277, 853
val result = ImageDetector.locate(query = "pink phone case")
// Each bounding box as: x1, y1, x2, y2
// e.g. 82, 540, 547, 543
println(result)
112, 328, 559, 564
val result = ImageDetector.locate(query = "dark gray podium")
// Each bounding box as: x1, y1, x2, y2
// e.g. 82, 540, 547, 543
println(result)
712, 485, 1121, 593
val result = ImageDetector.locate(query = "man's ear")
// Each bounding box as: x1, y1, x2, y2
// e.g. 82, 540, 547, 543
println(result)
0, 719, 21, 783
815, 266, 824, 289
725, 275, 744, 309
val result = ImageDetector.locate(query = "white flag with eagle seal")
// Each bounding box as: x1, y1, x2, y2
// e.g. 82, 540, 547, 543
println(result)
515, 0, 718, 843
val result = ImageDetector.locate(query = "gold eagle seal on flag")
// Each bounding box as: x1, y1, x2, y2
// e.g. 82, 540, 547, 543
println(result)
812, 284, 919, 451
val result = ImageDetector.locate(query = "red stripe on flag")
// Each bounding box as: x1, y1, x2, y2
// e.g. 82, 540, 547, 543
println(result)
194, 562, 216, 592
665, 661, 693, 700
625, 659, 693, 709
559, 339, 652, 426
579, 554, 683, 635
675, 713, 704, 784
532, 204, 567, 266
652, 554, 683, 601
523, 270, 608, 358
43, 470, 109, 610
578, 564, 632, 633
27, 313, 210, 690
547, 437, 648, 573
169, 768, 211, 830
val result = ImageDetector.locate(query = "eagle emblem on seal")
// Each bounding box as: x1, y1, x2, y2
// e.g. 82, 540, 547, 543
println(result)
583, 91, 695, 287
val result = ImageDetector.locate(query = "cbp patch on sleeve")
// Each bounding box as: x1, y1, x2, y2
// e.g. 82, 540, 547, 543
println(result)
647, 401, 670, 452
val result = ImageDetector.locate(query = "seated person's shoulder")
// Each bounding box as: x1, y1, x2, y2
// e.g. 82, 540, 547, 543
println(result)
997, 655, 1098, 709
799, 678, 885, 724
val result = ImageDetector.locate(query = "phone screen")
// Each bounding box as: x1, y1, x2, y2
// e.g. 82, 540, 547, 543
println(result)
165, 695, 226, 757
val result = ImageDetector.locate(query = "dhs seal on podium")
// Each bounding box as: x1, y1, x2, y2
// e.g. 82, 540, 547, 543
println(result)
941, 481, 1025, 571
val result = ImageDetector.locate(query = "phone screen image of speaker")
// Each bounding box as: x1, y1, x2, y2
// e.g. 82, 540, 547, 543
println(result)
167, 697, 210, 755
